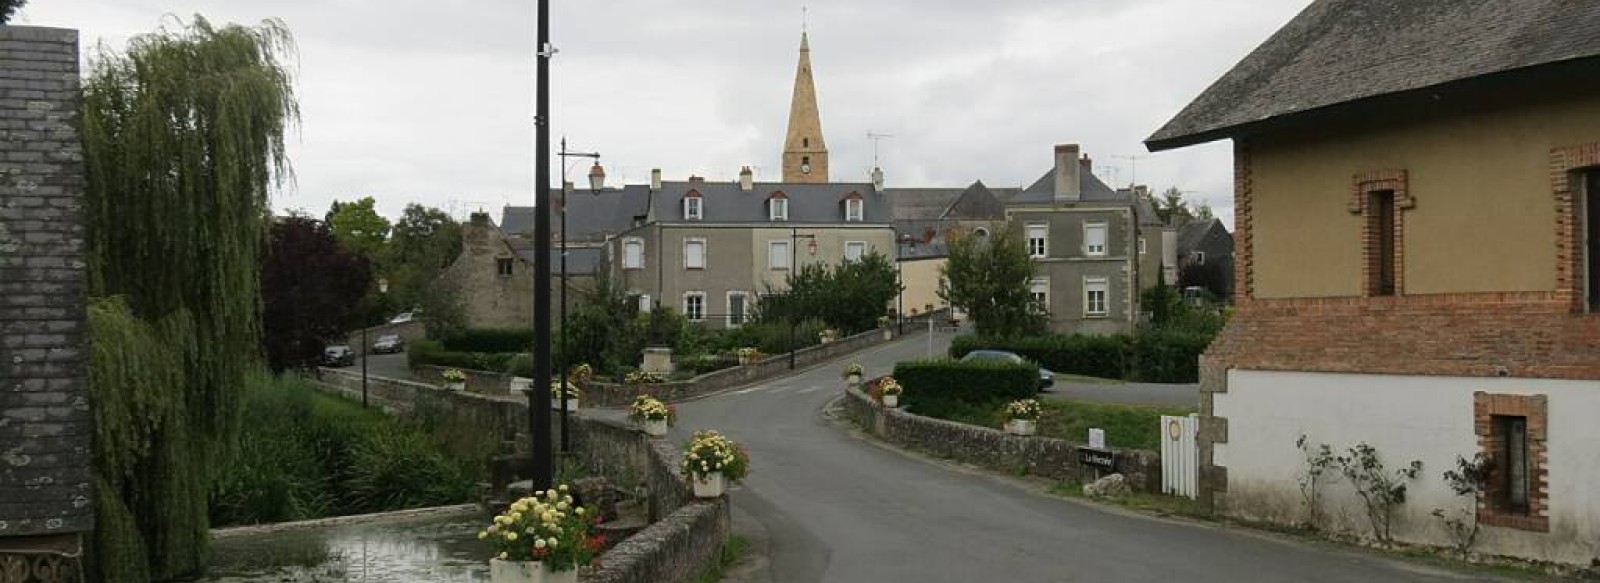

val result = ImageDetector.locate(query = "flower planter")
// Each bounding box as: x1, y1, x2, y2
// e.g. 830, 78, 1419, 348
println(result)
490, 559, 575, 583
882, 394, 898, 408
509, 377, 532, 393
881, 329, 892, 341
552, 399, 578, 412
446, 381, 466, 391
738, 356, 752, 366
1004, 419, 1037, 436
692, 472, 727, 498
846, 373, 861, 386
641, 418, 668, 437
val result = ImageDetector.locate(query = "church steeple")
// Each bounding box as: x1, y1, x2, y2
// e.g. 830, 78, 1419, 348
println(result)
782, 31, 828, 183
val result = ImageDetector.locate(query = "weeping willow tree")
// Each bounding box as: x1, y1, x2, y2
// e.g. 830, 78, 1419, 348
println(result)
80, 16, 297, 582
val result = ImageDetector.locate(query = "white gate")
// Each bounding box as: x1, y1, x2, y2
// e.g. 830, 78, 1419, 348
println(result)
1160, 414, 1200, 499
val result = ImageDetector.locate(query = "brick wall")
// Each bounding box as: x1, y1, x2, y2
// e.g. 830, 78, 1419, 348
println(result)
0, 25, 93, 553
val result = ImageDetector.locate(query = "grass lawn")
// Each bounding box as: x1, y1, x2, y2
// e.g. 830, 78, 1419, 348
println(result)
943, 400, 1194, 451
1052, 374, 1125, 385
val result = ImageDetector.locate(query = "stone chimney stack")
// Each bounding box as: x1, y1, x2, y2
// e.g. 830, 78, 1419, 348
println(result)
871, 166, 884, 191
651, 168, 662, 190
739, 166, 754, 191
1054, 144, 1081, 202
1080, 154, 1093, 174
688, 175, 704, 184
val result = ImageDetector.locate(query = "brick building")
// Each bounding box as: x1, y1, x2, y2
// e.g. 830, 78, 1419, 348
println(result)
1147, 0, 1600, 564
0, 26, 93, 579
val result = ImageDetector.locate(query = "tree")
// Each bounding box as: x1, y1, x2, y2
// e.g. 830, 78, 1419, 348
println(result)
261, 216, 371, 372
380, 204, 462, 312
0, 0, 27, 24
326, 196, 391, 257
939, 224, 1047, 338
81, 16, 297, 582
1156, 187, 1215, 225
755, 252, 899, 334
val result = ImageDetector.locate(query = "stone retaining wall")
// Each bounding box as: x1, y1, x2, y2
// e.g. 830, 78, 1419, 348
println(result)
837, 386, 1162, 492
310, 369, 730, 583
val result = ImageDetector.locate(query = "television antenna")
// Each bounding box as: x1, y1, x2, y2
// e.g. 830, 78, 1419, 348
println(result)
867, 131, 894, 167
1112, 154, 1147, 188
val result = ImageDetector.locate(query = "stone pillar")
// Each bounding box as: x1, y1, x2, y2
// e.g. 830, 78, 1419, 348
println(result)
640, 347, 674, 374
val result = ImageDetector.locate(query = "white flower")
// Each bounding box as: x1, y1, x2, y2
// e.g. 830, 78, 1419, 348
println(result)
535, 538, 547, 549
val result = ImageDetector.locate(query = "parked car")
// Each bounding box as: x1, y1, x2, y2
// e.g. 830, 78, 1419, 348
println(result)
371, 333, 405, 354
323, 345, 355, 367
389, 311, 415, 324
959, 350, 1055, 390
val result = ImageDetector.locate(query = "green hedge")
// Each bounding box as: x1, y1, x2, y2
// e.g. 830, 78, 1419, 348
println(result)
408, 339, 518, 373
1131, 329, 1213, 383
949, 334, 1130, 380
892, 359, 1039, 419
437, 328, 536, 353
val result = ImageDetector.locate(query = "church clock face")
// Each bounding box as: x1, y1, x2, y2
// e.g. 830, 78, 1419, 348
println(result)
801, 163, 812, 174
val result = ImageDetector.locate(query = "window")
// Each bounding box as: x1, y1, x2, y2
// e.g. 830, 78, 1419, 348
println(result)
1029, 278, 1049, 314
769, 241, 791, 270
1370, 190, 1397, 295
1194, 251, 1206, 266
727, 292, 748, 326
683, 292, 705, 322
684, 239, 705, 270
1085, 223, 1108, 257
622, 238, 644, 269
496, 257, 514, 277
845, 198, 864, 222
1473, 392, 1549, 532
1139, 237, 1147, 255
638, 294, 652, 313
844, 241, 866, 262
1026, 223, 1048, 258
1084, 277, 1108, 317
770, 198, 789, 221
1586, 172, 1599, 310
974, 227, 990, 239
802, 137, 809, 148
684, 196, 703, 220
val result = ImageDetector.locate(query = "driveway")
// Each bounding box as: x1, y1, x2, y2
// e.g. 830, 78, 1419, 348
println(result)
619, 332, 1523, 583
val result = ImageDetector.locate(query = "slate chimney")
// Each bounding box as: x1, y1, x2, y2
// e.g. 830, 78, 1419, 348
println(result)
871, 166, 884, 192
739, 166, 754, 191
651, 168, 662, 190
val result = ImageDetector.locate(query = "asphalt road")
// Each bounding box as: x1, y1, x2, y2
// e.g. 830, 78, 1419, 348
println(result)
350, 351, 411, 380
629, 332, 1521, 583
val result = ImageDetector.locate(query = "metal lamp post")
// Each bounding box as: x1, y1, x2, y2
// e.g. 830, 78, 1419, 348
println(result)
557, 137, 602, 454
788, 228, 816, 370
528, 0, 555, 491
361, 277, 388, 408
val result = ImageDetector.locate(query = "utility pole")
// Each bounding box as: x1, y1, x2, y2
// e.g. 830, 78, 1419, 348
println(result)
528, 0, 554, 491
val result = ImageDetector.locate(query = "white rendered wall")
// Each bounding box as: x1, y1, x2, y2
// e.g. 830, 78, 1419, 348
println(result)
1216, 370, 1600, 564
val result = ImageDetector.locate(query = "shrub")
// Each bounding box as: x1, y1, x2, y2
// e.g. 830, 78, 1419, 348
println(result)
893, 359, 1038, 420
437, 328, 535, 353
678, 353, 739, 376
409, 339, 517, 372
949, 334, 1130, 380
1131, 328, 1212, 383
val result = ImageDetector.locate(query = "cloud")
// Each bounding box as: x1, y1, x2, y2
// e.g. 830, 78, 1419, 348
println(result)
26, 0, 1314, 228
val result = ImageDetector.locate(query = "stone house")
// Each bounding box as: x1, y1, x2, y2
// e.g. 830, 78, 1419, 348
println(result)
1174, 217, 1234, 300
1146, 0, 1600, 564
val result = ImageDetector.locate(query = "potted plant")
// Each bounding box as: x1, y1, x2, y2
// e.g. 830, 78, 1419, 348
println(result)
878, 377, 903, 408
1002, 399, 1042, 436
550, 380, 581, 411
623, 370, 666, 385
569, 363, 594, 386
735, 347, 761, 366
480, 484, 602, 583
442, 368, 467, 391
681, 430, 750, 499
818, 329, 839, 344
878, 315, 892, 340
628, 395, 676, 437
841, 363, 864, 386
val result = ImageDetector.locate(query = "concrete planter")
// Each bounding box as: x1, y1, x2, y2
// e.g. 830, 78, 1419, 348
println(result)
446, 381, 466, 391
641, 418, 669, 437
490, 559, 575, 583
1004, 419, 1037, 436
509, 377, 532, 393
692, 472, 726, 499
846, 373, 861, 386
881, 329, 892, 341
552, 399, 578, 412
882, 394, 899, 408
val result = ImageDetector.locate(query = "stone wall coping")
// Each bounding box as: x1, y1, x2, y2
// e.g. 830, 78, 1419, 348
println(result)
842, 386, 1158, 458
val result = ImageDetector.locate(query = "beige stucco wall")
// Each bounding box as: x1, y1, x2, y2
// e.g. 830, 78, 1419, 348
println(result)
1250, 93, 1600, 298
899, 257, 945, 316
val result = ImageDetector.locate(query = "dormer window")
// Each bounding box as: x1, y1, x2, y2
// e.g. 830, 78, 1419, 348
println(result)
769, 192, 789, 221
844, 196, 864, 222
683, 191, 703, 220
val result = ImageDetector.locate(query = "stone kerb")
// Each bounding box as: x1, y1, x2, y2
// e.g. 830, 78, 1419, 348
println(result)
838, 386, 1161, 492
586, 327, 889, 407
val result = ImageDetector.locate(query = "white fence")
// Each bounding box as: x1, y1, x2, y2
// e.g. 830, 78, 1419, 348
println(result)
1160, 414, 1200, 499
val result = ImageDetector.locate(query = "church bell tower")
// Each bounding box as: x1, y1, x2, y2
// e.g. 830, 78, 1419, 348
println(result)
782, 31, 828, 183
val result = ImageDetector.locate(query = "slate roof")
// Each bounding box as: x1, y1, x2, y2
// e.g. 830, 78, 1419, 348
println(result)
943, 181, 1007, 220
507, 239, 605, 274
501, 185, 652, 241
880, 188, 966, 220
1009, 168, 1122, 205
1147, 0, 1600, 150
650, 180, 892, 224
1177, 218, 1232, 255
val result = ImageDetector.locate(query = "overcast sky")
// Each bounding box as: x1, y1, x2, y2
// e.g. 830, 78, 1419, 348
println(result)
28, 0, 1314, 229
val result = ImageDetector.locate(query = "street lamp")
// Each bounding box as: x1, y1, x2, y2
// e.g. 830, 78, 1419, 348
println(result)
362, 276, 389, 408
557, 137, 601, 454
896, 234, 916, 336
788, 228, 816, 370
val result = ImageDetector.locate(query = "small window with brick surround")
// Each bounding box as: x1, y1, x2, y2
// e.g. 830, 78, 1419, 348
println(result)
1585, 172, 1599, 311
1474, 392, 1549, 532
1370, 190, 1397, 296
496, 257, 514, 277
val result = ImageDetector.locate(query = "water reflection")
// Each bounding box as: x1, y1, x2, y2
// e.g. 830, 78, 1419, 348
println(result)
206, 512, 492, 582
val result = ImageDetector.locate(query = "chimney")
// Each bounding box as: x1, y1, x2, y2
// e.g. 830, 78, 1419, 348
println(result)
1080, 154, 1093, 174
1134, 184, 1150, 198
871, 166, 885, 192
1054, 144, 1081, 202
688, 175, 704, 184
739, 166, 754, 191
651, 168, 662, 190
